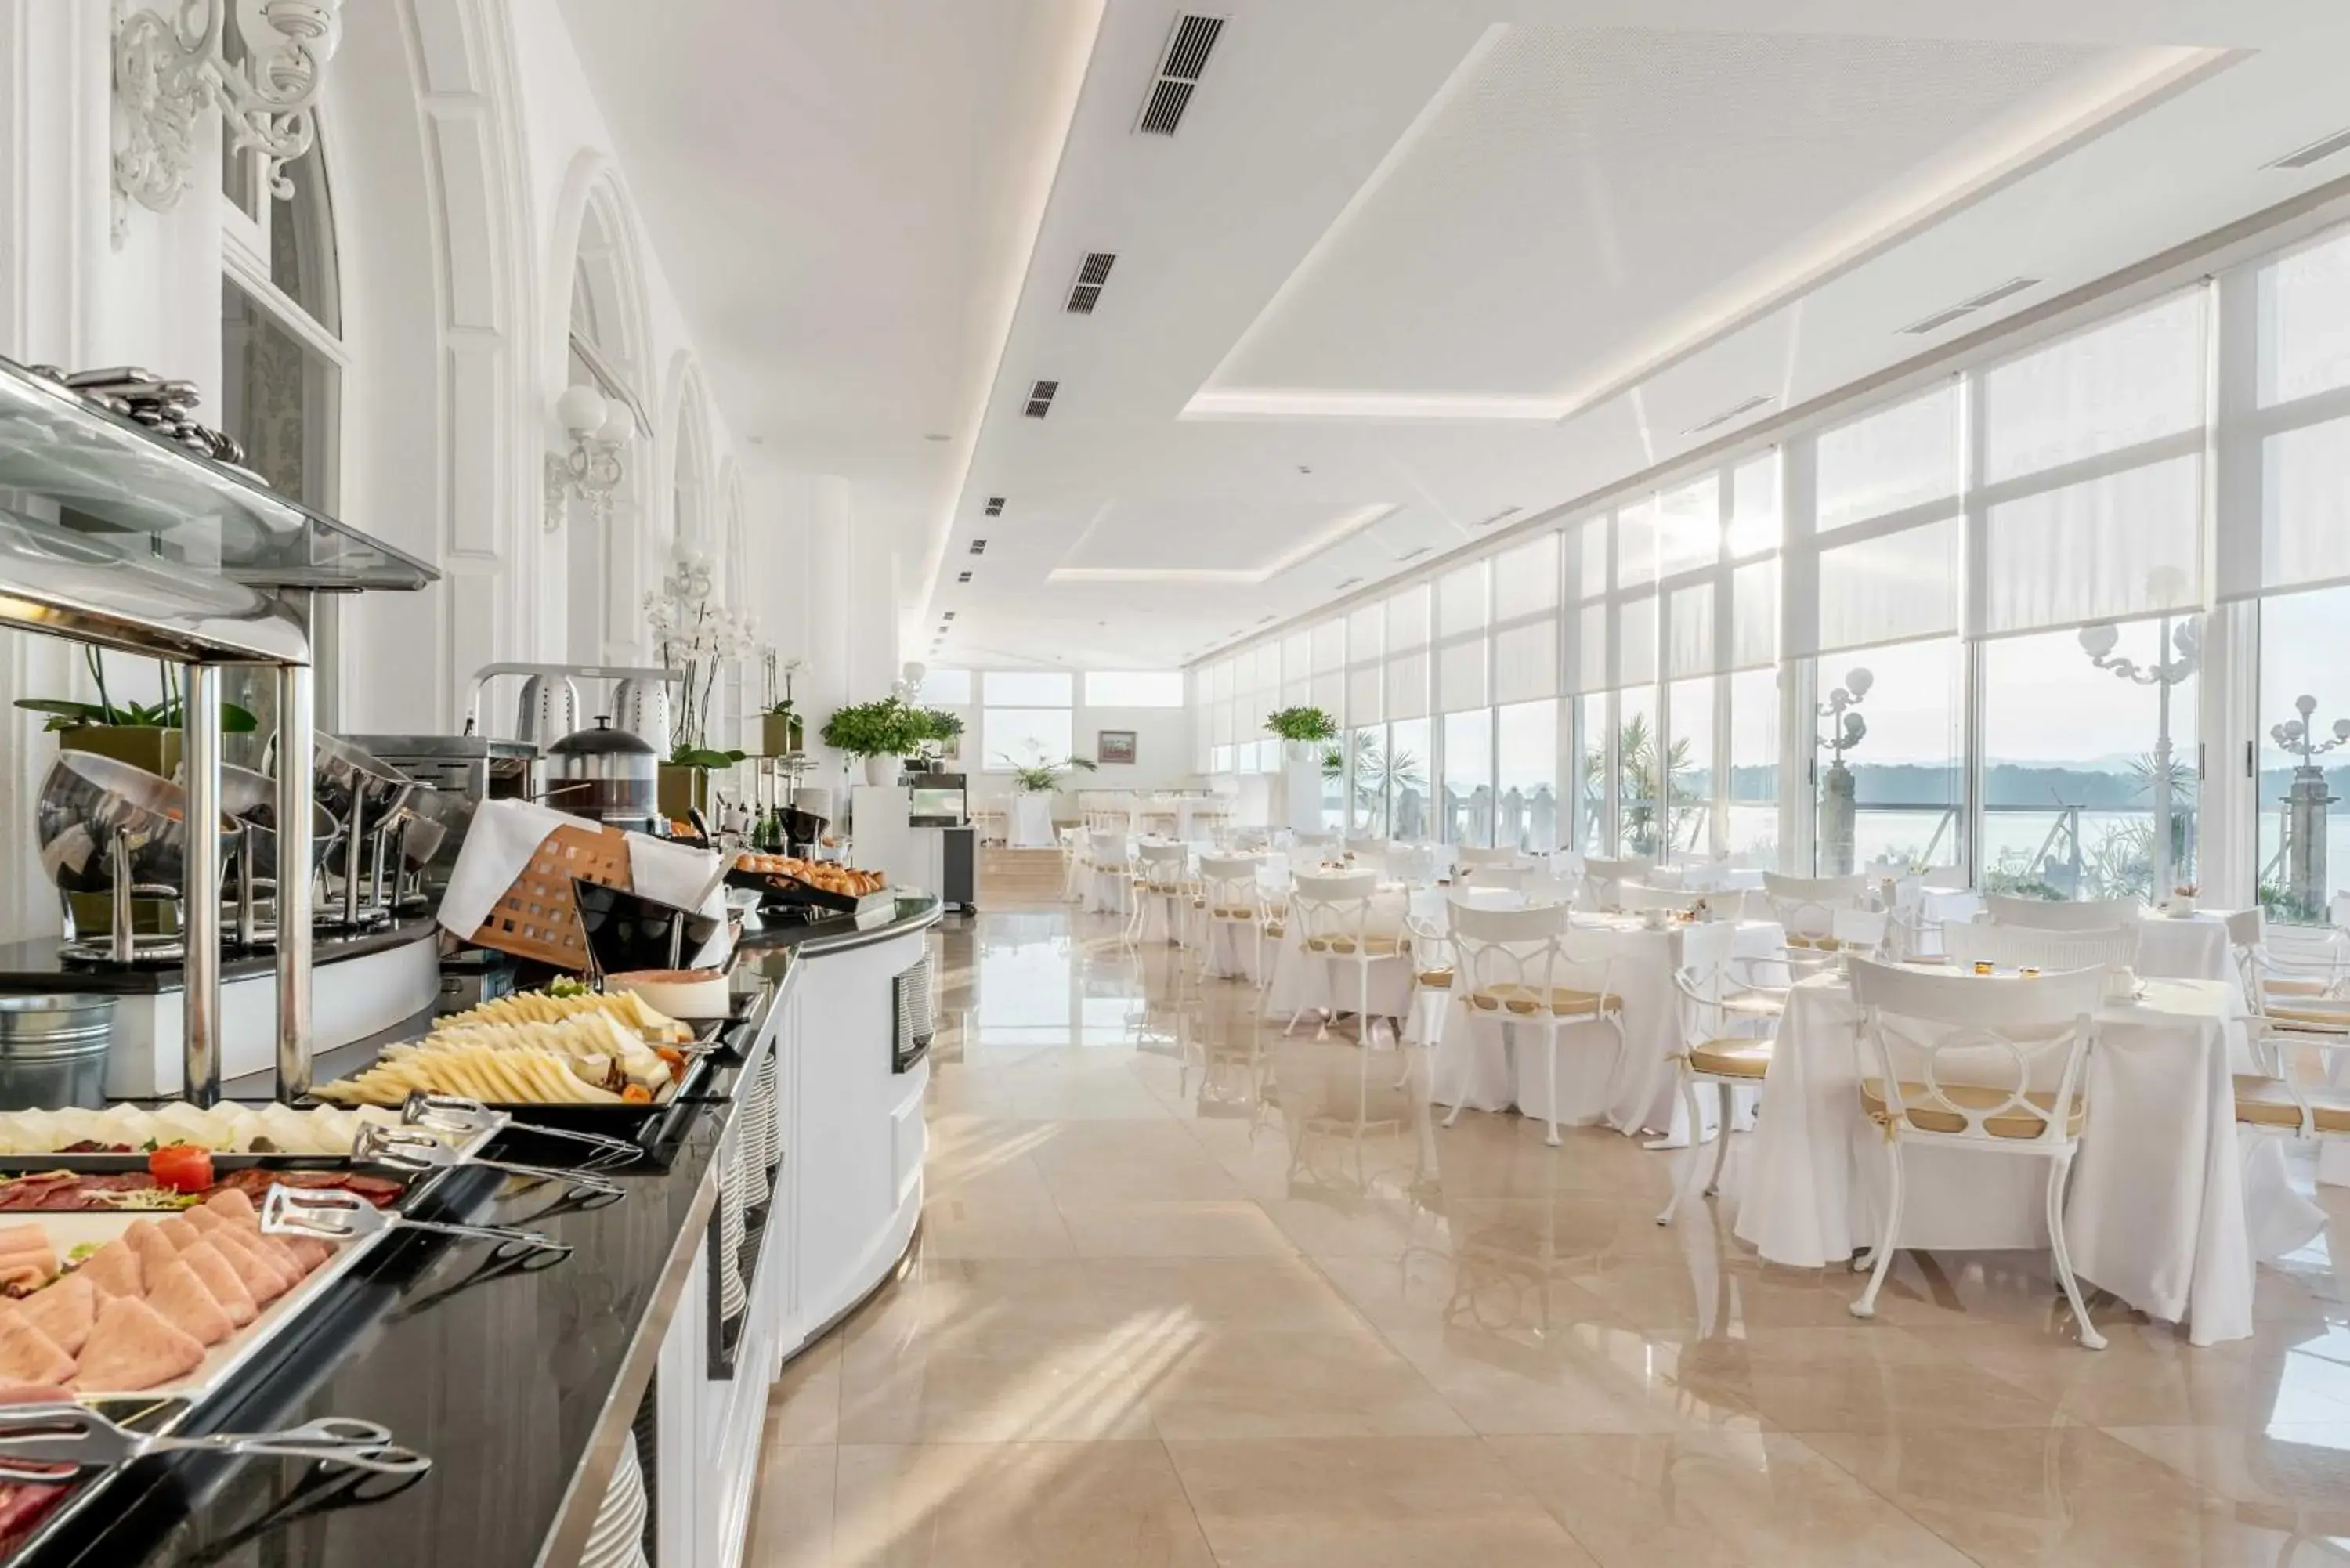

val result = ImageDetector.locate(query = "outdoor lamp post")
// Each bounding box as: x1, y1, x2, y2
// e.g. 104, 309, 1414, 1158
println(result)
2269, 694, 2350, 917
2078, 573, 2200, 904
1816, 667, 1872, 876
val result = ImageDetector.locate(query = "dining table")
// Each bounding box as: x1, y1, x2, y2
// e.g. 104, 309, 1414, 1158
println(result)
1730, 964, 2324, 1346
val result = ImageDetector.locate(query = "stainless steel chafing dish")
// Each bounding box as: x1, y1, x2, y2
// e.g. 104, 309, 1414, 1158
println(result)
0, 351, 437, 1104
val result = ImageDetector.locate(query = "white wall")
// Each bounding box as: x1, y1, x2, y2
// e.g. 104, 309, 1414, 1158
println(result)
0, 0, 898, 940
928, 694, 1198, 822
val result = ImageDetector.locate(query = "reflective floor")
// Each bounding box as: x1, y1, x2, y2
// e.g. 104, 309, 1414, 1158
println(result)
746, 901, 2350, 1566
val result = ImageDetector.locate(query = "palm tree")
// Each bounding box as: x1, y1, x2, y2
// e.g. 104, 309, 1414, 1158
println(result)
1585, 714, 1699, 855
1343, 730, 1424, 834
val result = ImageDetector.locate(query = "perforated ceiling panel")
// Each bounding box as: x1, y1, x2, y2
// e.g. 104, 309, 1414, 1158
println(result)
1213, 26, 2116, 399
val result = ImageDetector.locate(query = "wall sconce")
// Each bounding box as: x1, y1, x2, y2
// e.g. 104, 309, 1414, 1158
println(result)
543, 385, 631, 533
113, 0, 345, 244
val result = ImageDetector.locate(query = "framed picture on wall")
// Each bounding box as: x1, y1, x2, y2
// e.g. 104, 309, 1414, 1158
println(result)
1097, 729, 1137, 765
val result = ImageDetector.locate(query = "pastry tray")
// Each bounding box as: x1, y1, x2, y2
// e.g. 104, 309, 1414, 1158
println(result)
725, 867, 894, 921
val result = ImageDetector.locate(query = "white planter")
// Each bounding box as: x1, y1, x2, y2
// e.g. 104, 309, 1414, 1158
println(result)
1280, 739, 1326, 834
864, 755, 897, 786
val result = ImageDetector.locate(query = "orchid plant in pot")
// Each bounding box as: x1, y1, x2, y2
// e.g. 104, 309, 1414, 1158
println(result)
15, 649, 258, 778
645, 549, 754, 818
760, 649, 807, 757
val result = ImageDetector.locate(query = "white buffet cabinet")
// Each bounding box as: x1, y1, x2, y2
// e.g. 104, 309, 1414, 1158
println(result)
651, 898, 938, 1568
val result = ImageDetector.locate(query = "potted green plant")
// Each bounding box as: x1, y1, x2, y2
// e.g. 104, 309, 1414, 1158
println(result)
1003, 751, 1098, 793
1264, 705, 1338, 758
16, 649, 258, 779
760, 652, 807, 757
823, 696, 925, 785
914, 707, 964, 768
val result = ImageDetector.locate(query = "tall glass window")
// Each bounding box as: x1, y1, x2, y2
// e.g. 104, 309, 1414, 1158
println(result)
1981, 620, 2199, 901
1495, 700, 1558, 854
1574, 694, 1608, 854
1441, 709, 1493, 846
1387, 718, 1433, 840
1820, 639, 1963, 874
1726, 667, 1779, 863
1614, 688, 1663, 858
1346, 727, 1390, 837
2257, 587, 2350, 922
1665, 677, 1715, 862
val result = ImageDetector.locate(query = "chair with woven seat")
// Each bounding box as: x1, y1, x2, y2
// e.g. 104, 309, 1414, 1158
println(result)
1397, 903, 1458, 1089
1083, 829, 1132, 917
2228, 909, 2350, 1148
1459, 862, 1533, 894
1845, 958, 2108, 1348
1983, 892, 2140, 931
1287, 870, 1406, 1046
1446, 898, 1624, 1146
1762, 872, 1872, 959
1943, 920, 2138, 974
2247, 917, 2350, 1003
1454, 844, 1522, 869
1657, 917, 1781, 1225
1196, 853, 1267, 983
1129, 841, 1194, 949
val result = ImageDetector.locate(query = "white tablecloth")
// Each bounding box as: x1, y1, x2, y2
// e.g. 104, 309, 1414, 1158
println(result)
2135, 911, 2234, 982
1010, 793, 1055, 849
1731, 972, 2309, 1346
1429, 915, 1787, 1138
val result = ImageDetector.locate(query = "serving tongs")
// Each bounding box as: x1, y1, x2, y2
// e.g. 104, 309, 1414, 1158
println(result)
399, 1090, 644, 1172
262, 1183, 571, 1259
352, 1123, 621, 1197
0, 1404, 429, 1480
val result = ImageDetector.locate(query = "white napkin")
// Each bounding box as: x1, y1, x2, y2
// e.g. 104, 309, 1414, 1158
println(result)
436, 797, 577, 939
625, 833, 732, 969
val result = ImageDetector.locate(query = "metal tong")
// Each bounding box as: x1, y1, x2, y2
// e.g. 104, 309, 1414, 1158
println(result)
0, 1404, 429, 1481
352, 1123, 620, 1197
399, 1090, 643, 1172
262, 1183, 571, 1258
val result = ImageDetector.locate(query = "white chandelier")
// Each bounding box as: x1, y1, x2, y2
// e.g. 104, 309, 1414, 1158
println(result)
112, 0, 345, 243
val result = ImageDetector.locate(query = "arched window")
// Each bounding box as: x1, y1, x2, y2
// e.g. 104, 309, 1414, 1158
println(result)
220, 129, 346, 728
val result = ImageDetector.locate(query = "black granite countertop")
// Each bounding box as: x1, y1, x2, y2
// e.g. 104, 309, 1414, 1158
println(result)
0, 918, 439, 995
24, 1088, 728, 1568
735, 891, 943, 961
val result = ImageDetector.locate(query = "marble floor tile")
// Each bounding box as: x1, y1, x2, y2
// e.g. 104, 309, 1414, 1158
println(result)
1167, 1436, 1600, 1566
829, 1442, 1214, 1568
743, 907, 2350, 1568
1489, 1430, 1977, 1566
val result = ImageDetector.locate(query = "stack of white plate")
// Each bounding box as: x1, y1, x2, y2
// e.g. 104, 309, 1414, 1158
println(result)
718, 1140, 749, 1321
581, 1431, 650, 1568
733, 1082, 771, 1209
757, 1051, 783, 1169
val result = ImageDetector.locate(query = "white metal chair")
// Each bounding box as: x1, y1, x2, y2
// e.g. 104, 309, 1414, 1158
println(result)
2252, 920, 2350, 1002
1398, 903, 1459, 1089
1057, 825, 1086, 902
1657, 917, 1781, 1225
1287, 870, 1405, 1046
1128, 840, 1193, 948
1384, 843, 1441, 886
1943, 920, 2139, 974
1196, 853, 1268, 984
1845, 957, 2109, 1348
1761, 872, 1872, 953
1454, 845, 1522, 869
1580, 855, 1650, 911
1983, 892, 2141, 931
1083, 829, 1133, 916
1921, 864, 1972, 891
1446, 900, 1624, 1146
2229, 909, 2350, 1147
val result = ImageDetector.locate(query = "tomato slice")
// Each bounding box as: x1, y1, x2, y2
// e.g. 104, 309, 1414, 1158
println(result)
147, 1143, 213, 1195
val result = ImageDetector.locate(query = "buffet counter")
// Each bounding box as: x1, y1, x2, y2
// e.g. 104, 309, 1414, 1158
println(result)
27, 894, 943, 1568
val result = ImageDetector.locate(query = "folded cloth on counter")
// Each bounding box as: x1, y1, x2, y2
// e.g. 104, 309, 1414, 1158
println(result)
625, 833, 732, 969
436, 797, 578, 939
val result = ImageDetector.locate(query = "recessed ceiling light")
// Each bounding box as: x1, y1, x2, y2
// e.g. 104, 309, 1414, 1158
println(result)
956, 570, 972, 583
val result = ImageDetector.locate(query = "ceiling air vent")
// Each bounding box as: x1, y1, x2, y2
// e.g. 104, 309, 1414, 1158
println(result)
1397, 546, 1430, 562
1065, 252, 1117, 314
1901, 276, 2041, 335
1474, 505, 1523, 528
984, 496, 1006, 516
943, 611, 956, 620
1683, 394, 1777, 436
1023, 379, 1059, 418
969, 539, 987, 555
1136, 14, 1224, 135
2269, 125, 2350, 171
956, 570, 972, 583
